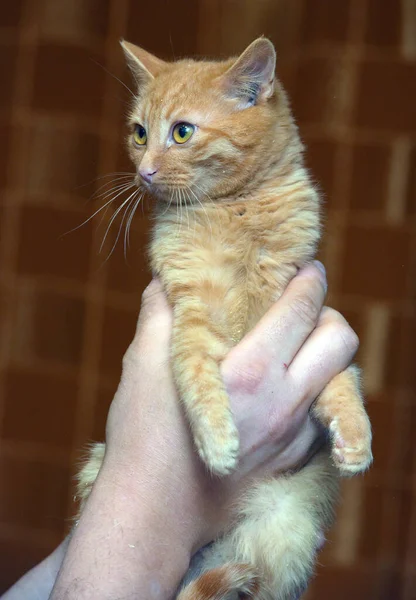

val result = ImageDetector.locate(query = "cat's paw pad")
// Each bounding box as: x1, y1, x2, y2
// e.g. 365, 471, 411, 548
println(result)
194, 419, 240, 476
330, 416, 373, 476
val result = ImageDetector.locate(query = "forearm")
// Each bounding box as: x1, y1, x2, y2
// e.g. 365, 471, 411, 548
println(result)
2, 538, 69, 600
50, 453, 198, 600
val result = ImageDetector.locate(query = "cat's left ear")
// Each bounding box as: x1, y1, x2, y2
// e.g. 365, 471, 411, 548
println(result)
120, 40, 167, 84
221, 37, 276, 106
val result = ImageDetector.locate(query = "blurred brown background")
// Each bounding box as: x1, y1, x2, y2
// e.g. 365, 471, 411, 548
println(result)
0, 0, 415, 597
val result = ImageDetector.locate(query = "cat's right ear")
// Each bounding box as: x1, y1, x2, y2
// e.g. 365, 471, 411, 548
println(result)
221, 37, 276, 106
120, 40, 167, 84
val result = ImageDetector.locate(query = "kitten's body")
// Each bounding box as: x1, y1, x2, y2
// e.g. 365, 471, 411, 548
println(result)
77, 39, 372, 599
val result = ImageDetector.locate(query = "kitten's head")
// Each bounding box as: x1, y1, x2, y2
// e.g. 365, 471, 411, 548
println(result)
122, 38, 293, 203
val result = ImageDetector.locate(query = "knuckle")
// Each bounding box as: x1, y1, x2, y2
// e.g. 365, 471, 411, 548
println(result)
225, 357, 269, 395
331, 322, 360, 356
320, 306, 339, 322
319, 307, 349, 328
141, 279, 160, 305
267, 407, 289, 441
122, 341, 138, 369
139, 280, 170, 328
290, 292, 320, 327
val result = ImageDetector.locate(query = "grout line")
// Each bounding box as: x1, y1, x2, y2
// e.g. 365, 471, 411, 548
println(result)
0, 272, 148, 313
332, 478, 365, 566
277, 0, 305, 93
3, 27, 413, 62
375, 487, 401, 584
301, 123, 416, 147
267, 39, 412, 63
326, 0, 369, 564
1, 439, 71, 467
402, 0, 416, 60
361, 303, 390, 396
11, 106, 127, 140
386, 137, 411, 225
0, 522, 63, 548
65, 0, 132, 521
402, 444, 416, 599
0, 1, 40, 451
5, 107, 416, 150
324, 1, 366, 293
401, 230, 416, 598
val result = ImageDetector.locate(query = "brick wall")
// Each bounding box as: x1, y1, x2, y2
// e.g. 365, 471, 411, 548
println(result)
0, 1, 415, 597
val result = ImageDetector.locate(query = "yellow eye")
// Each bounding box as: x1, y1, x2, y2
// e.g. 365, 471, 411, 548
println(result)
133, 124, 147, 146
172, 122, 195, 144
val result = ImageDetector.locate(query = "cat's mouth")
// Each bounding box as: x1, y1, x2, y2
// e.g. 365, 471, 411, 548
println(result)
136, 171, 198, 205
144, 183, 197, 206
143, 183, 172, 202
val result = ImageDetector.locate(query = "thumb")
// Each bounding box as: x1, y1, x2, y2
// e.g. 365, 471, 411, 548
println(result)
138, 278, 171, 324
128, 279, 173, 358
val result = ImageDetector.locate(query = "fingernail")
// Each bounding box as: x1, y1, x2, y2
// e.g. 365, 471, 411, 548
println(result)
313, 260, 327, 292
313, 260, 326, 277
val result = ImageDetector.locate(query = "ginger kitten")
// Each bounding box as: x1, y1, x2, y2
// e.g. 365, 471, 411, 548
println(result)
77, 38, 372, 599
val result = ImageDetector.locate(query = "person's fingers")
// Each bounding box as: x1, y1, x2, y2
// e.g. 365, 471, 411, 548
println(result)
137, 278, 172, 328
288, 306, 359, 404
256, 417, 323, 476
223, 262, 327, 384
125, 278, 173, 364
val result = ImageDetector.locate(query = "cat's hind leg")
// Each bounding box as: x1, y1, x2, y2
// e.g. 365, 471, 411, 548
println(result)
76, 442, 106, 511
178, 451, 338, 600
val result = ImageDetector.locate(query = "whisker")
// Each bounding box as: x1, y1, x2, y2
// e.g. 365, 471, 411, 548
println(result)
61, 183, 136, 238
96, 204, 113, 233
174, 188, 181, 237
167, 191, 174, 215
125, 191, 143, 257
192, 182, 220, 229
93, 181, 136, 212
89, 58, 136, 99
185, 189, 191, 230
99, 188, 139, 253
187, 185, 213, 237
74, 172, 135, 192
184, 188, 198, 239
192, 182, 216, 206
131, 194, 144, 243
174, 189, 179, 233
179, 188, 189, 230
178, 188, 184, 234
104, 193, 137, 264
159, 190, 174, 218
124, 194, 137, 257
91, 176, 135, 200
92, 180, 135, 205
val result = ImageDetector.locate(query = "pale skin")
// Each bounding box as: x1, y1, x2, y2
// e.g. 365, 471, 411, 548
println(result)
4, 263, 359, 600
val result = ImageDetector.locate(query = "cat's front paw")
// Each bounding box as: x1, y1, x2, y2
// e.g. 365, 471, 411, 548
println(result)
194, 416, 240, 476
330, 413, 373, 476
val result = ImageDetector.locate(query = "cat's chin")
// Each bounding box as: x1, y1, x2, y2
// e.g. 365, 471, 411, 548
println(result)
150, 187, 174, 204
151, 186, 195, 206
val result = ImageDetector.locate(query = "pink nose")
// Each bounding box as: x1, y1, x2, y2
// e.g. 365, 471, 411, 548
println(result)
139, 168, 157, 184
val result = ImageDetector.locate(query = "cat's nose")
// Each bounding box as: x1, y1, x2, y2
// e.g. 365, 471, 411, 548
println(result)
139, 168, 158, 184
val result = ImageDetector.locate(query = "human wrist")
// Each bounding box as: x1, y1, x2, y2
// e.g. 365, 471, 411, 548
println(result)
101, 444, 209, 555
52, 454, 194, 600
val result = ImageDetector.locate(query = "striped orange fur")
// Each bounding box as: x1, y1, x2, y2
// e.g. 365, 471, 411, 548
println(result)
77, 38, 372, 599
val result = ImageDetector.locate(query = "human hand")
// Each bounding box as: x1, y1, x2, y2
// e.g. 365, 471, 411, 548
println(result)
50, 262, 359, 600
103, 261, 358, 549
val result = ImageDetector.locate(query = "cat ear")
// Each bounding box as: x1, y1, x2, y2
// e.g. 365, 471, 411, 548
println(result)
120, 40, 167, 84
222, 37, 276, 106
